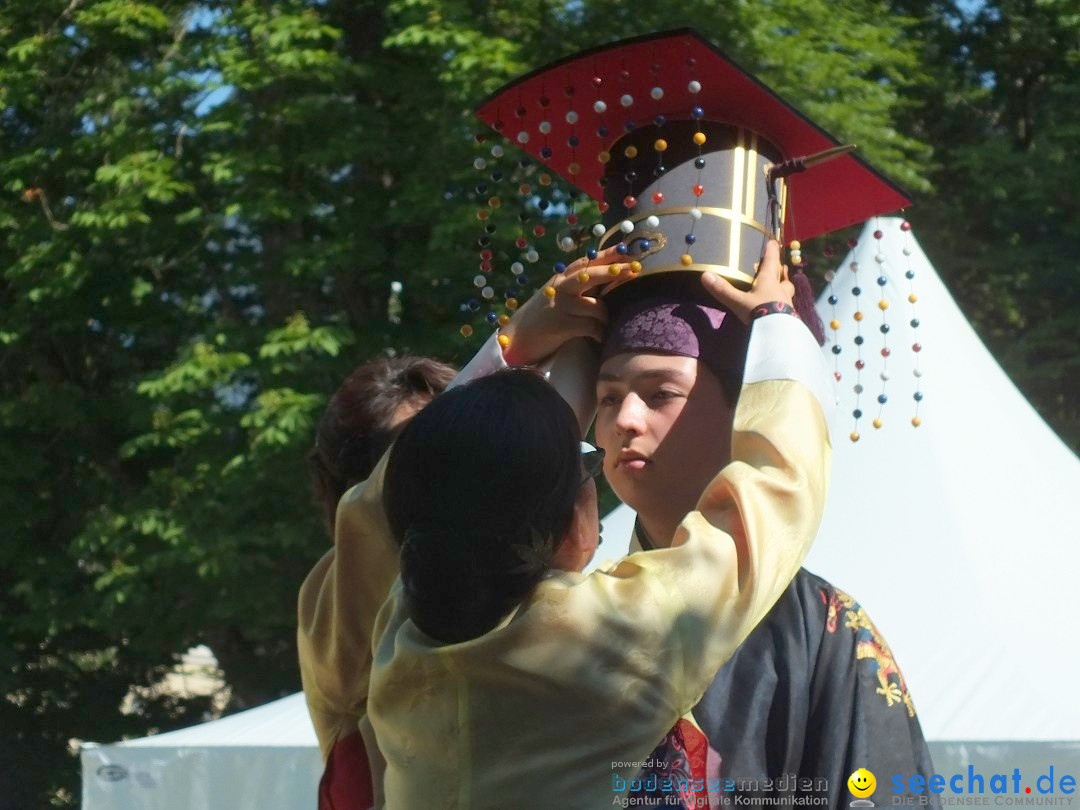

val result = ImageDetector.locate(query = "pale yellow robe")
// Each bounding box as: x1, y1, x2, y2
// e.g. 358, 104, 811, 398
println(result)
299, 313, 834, 808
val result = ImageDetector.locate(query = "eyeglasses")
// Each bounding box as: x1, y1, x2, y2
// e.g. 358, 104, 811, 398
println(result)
579, 441, 606, 486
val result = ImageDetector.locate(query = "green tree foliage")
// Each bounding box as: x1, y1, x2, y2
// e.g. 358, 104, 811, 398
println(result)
894, 0, 1080, 449
0, 0, 1071, 805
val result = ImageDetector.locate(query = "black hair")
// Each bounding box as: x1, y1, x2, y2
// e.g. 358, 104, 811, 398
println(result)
383, 368, 582, 644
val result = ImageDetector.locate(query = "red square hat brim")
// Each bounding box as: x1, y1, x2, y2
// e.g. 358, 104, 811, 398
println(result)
474, 29, 911, 243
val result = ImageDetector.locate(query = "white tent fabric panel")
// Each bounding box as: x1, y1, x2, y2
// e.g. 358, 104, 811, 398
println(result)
805, 218, 1080, 742
81, 694, 322, 810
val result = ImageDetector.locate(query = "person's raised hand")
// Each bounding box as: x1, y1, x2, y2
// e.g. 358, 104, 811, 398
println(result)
499, 245, 626, 366
700, 240, 795, 325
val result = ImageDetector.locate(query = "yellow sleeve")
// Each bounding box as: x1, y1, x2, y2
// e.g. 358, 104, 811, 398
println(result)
296, 452, 398, 759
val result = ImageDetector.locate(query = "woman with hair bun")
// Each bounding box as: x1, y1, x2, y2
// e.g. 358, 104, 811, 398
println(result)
300, 242, 836, 808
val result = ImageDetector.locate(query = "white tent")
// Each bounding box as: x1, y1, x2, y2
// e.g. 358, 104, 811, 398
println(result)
83, 218, 1080, 807
80, 692, 321, 809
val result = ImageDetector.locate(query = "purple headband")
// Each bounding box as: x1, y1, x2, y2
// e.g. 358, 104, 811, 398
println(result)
600, 298, 749, 383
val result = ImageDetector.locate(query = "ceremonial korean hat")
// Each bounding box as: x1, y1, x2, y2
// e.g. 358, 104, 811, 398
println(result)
472, 29, 911, 292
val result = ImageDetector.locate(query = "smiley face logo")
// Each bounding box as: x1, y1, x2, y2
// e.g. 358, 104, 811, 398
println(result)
848, 768, 877, 798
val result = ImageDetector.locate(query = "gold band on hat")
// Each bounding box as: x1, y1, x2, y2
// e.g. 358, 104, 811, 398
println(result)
598, 206, 772, 249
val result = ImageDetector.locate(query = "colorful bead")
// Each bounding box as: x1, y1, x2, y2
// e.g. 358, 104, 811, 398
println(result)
477, 209, 490, 221
855, 359, 865, 370
852, 286, 862, 296
654, 114, 667, 127
490, 145, 504, 158
586, 247, 598, 260
691, 106, 704, 118
514, 235, 527, 248
481, 286, 495, 299
598, 202, 609, 214
688, 80, 702, 93
565, 111, 578, 124
881, 347, 891, 357
905, 270, 915, 280
616, 243, 628, 255
913, 368, 923, 378
828, 295, 838, 305
567, 162, 580, 176
474, 157, 487, 170
692, 184, 704, 196
912, 343, 922, 352
623, 196, 637, 208
597, 126, 609, 137
638, 239, 651, 251
874, 230, 883, 240
609, 264, 622, 276
880, 323, 890, 334
497, 333, 510, 348
854, 384, 864, 394
624, 145, 638, 158
854, 311, 864, 322
831, 345, 842, 355
908, 294, 918, 303
850, 432, 860, 443
900, 220, 911, 231
876, 253, 886, 263
539, 173, 552, 186
577, 271, 590, 283
650, 86, 664, 100
592, 223, 606, 238
567, 135, 580, 147
680, 254, 693, 266
538, 121, 552, 135
693, 131, 706, 146
460, 324, 474, 337
854, 335, 864, 345
540, 147, 553, 159
878, 299, 889, 310
498, 314, 510, 326
877, 393, 888, 404
850, 261, 859, 272
830, 320, 840, 331
517, 131, 529, 144
598, 150, 611, 163
559, 236, 575, 250
873, 418, 883, 429
592, 75, 602, 88
880, 371, 890, 381
629, 260, 642, 273
902, 247, 912, 256
913, 391, 924, 401
506, 297, 519, 310
511, 262, 524, 275
685, 233, 696, 245
620, 94, 633, 107
651, 191, 665, 204
619, 220, 634, 234
694, 157, 706, 169
532, 224, 545, 237
645, 215, 660, 228
593, 100, 607, 114
835, 372, 842, 381
525, 249, 539, 262
689, 208, 702, 220
543, 285, 556, 299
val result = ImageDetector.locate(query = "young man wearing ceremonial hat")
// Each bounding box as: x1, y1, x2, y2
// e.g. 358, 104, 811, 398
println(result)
298, 30, 932, 808
488, 30, 934, 808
